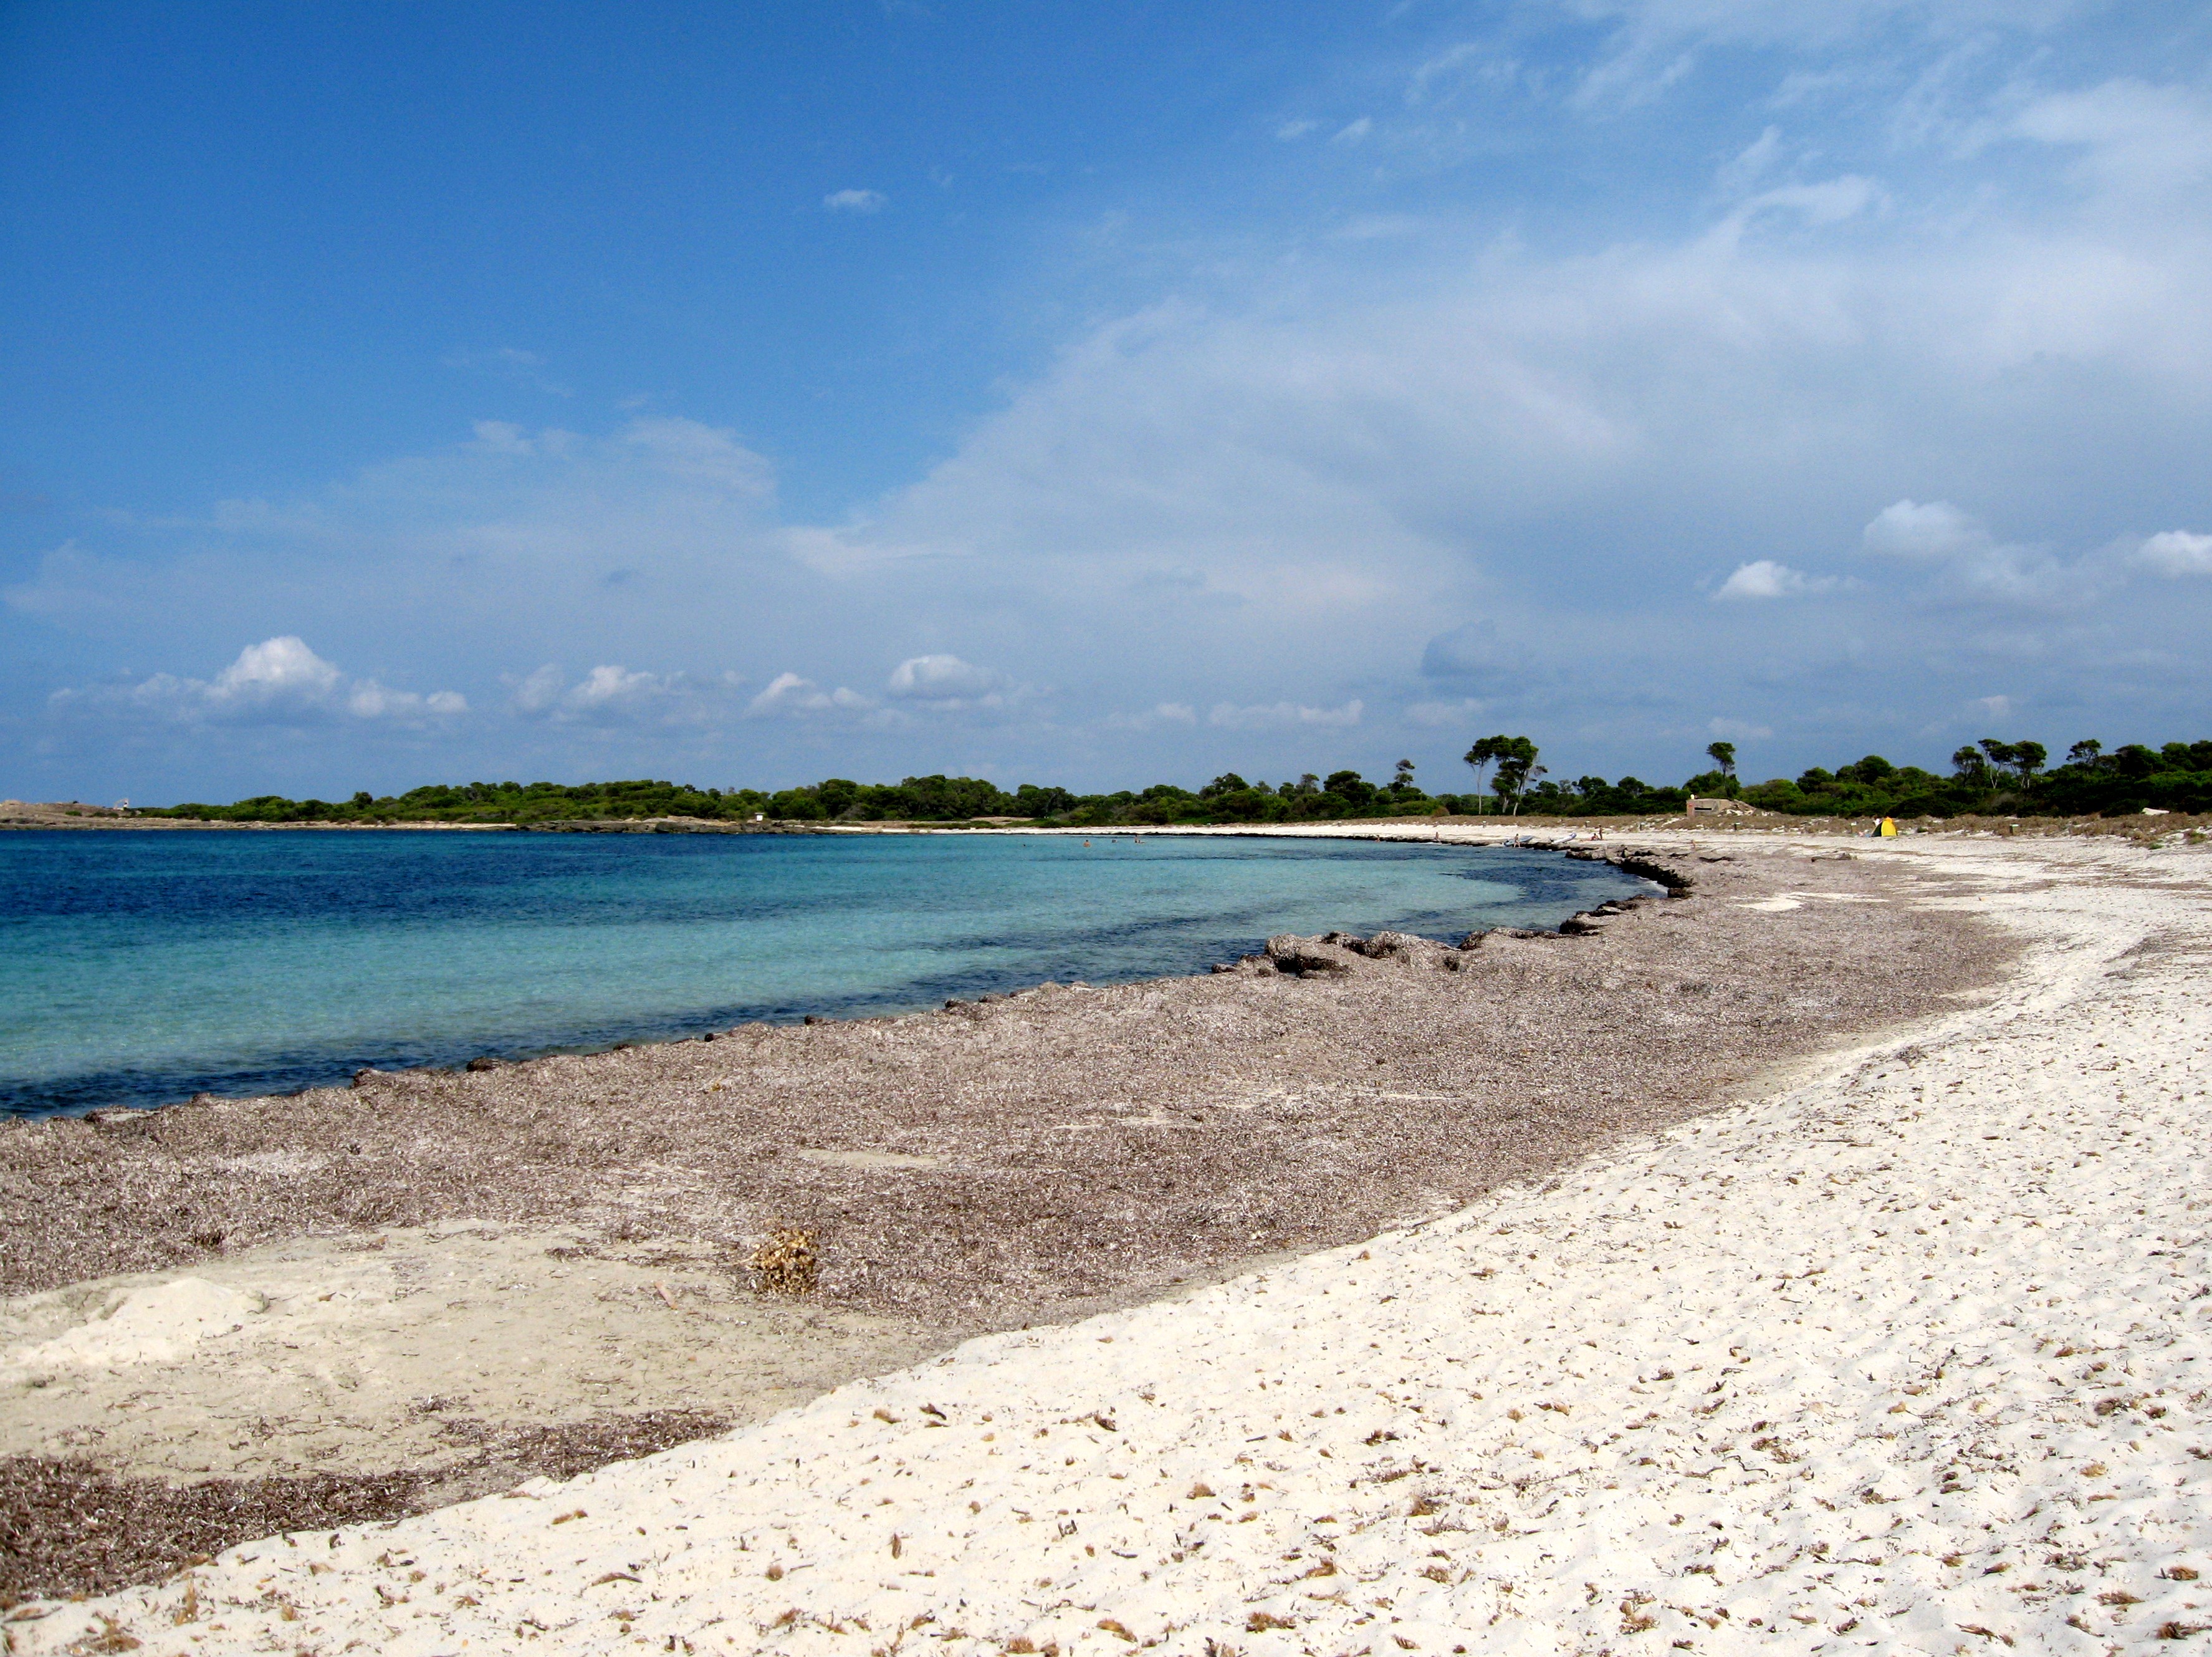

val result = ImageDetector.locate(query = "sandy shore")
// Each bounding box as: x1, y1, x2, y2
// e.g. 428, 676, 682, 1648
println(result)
0, 828, 2019, 1606
4, 829, 2203, 1653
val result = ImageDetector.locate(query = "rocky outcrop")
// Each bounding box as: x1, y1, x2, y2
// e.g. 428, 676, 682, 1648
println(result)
1561, 843, 1695, 893
1264, 934, 1366, 976
1263, 930, 1476, 975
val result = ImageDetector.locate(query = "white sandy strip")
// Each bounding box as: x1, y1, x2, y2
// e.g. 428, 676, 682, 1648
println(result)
11, 838, 2212, 1657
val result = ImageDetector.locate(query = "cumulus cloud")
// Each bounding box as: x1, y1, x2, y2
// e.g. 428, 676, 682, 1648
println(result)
1207, 699, 1363, 730
746, 671, 874, 718
823, 188, 887, 213
216, 635, 342, 701
347, 683, 468, 718
1861, 499, 1989, 560
886, 654, 1000, 701
2135, 530, 2212, 576
51, 637, 465, 726
1714, 559, 1837, 600
507, 663, 752, 726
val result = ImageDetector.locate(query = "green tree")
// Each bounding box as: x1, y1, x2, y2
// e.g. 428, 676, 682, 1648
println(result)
1705, 741, 1736, 777
1488, 736, 1542, 815
1464, 736, 1513, 813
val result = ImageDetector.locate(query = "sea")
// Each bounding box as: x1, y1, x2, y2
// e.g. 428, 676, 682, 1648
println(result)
0, 829, 1649, 1119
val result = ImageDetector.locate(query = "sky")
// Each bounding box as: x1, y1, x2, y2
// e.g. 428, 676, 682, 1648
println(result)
4, 0, 2210, 804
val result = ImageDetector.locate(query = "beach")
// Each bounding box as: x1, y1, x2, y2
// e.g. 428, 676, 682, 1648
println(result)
2, 825, 2206, 1651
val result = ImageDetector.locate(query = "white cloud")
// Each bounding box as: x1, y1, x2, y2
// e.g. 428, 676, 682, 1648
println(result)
1562, 0, 2088, 109
1971, 693, 2015, 718
1716, 125, 1785, 195
1861, 499, 1987, 559
1857, 501, 2107, 607
1707, 716, 1774, 740
746, 671, 874, 718
19, 29, 2212, 792
823, 188, 887, 213
507, 663, 744, 725
1718, 175, 1883, 243
216, 635, 342, 701
886, 654, 1000, 700
1404, 698, 1490, 728
509, 664, 565, 715
2010, 80, 2212, 196
1207, 699, 1362, 730
52, 637, 463, 727
346, 681, 469, 718
567, 664, 671, 711
621, 418, 777, 497
1714, 559, 1837, 599
1105, 701, 1198, 730
1332, 117, 1372, 144
1275, 118, 1318, 140
469, 420, 535, 455
2135, 529, 2212, 576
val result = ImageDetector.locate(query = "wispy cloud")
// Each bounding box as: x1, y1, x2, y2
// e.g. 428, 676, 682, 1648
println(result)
1207, 699, 1362, 730
443, 347, 572, 397
1858, 501, 2110, 608
823, 188, 888, 213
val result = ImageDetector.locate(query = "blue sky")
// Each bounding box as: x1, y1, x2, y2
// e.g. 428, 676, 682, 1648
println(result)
4, 1, 2210, 802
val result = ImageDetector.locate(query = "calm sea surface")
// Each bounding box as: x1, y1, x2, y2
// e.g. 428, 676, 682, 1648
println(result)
0, 830, 1646, 1118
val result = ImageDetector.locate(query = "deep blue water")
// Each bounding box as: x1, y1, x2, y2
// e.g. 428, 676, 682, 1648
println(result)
0, 829, 1646, 1118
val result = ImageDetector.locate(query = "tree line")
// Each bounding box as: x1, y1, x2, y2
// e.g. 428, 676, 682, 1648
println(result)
139, 731, 2212, 829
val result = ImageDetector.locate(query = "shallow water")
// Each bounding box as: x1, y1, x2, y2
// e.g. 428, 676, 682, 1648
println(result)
0, 829, 1645, 1117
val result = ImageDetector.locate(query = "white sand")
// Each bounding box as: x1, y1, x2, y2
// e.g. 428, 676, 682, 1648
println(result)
9, 832, 2210, 1655
0, 1226, 924, 1485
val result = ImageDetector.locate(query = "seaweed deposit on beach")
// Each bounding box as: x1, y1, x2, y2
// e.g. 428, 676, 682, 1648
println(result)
0, 837, 2013, 1601
14, 833, 2197, 1656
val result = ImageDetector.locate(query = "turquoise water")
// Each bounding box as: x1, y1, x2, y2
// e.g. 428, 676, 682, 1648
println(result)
0, 829, 1646, 1118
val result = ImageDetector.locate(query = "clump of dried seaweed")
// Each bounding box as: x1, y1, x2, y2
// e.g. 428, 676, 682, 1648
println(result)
749, 1224, 818, 1295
